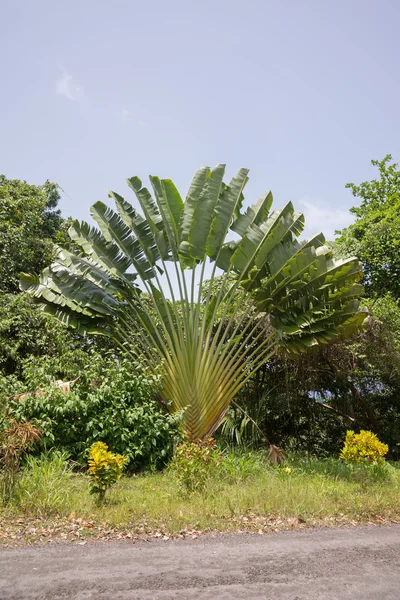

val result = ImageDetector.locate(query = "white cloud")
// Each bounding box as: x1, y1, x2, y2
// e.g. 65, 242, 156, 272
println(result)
56, 72, 84, 102
121, 108, 132, 123
119, 109, 147, 127
297, 197, 353, 242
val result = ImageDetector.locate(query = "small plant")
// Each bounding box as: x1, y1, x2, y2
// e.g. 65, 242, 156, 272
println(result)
340, 430, 389, 465
219, 451, 264, 484
171, 438, 223, 493
273, 463, 294, 481
88, 441, 127, 504
0, 419, 41, 503
14, 450, 73, 517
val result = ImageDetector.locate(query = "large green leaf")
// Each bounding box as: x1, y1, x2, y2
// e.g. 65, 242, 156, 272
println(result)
206, 168, 249, 259
90, 200, 155, 280
150, 177, 184, 243
187, 164, 225, 259
231, 190, 273, 235
179, 166, 210, 255
68, 220, 131, 277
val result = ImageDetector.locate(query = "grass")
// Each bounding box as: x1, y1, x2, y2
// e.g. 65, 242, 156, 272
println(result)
11, 451, 75, 516
1, 450, 399, 545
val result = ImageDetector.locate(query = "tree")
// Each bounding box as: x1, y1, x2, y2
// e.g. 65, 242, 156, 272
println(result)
221, 157, 400, 455
0, 176, 64, 294
21, 165, 365, 441
0, 176, 111, 396
222, 293, 400, 457
335, 155, 400, 299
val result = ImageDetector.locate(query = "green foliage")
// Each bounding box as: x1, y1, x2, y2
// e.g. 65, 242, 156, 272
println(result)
0, 176, 65, 294
335, 155, 400, 299
21, 165, 364, 443
215, 288, 400, 459
213, 158, 400, 458
285, 453, 394, 485
218, 374, 350, 457
363, 294, 400, 355
340, 430, 389, 465
171, 439, 223, 493
218, 450, 266, 484
11, 450, 73, 516
0, 174, 116, 424
9, 356, 179, 470
88, 441, 127, 503
0, 293, 100, 382
3, 452, 400, 534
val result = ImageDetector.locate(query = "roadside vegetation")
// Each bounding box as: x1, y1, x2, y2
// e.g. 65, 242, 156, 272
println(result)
1, 449, 399, 545
1, 157, 400, 544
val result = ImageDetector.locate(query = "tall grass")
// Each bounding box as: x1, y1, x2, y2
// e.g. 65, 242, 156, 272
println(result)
10, 451, 76, 517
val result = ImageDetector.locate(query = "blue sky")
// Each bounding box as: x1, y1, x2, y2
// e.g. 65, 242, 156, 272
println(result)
1, 0, 399, 240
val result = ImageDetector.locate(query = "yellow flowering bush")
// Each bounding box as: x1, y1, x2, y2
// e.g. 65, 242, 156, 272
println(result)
340, 430, 388, 465
88, 441, 127, 503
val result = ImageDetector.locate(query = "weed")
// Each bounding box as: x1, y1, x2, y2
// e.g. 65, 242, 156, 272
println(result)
0, 420, 41, 503
12, 450, 74, 517
170, 439, 223, 493
219, 450, 265, 484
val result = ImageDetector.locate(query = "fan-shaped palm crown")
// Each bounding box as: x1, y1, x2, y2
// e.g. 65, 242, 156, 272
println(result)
21, 165, 365, 441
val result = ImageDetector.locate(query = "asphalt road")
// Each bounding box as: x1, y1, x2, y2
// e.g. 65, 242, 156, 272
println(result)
1, 525, 400, 599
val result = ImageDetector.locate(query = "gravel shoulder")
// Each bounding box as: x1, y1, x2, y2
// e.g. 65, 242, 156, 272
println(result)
1, 525, 400, 599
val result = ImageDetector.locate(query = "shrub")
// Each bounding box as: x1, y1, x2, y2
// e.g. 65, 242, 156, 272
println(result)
9, 356, 180, 470
88, 441, 127, 503
170, 439, 223, 493
340, 430, 389, 465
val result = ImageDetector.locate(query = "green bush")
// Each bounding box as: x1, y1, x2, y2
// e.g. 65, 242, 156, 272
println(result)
170, 439, 223, 493
9, 356, 179, 471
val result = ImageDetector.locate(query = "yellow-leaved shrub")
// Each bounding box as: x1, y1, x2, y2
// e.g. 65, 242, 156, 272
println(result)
88, 441, 127, 503
340, 430, 388, 465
